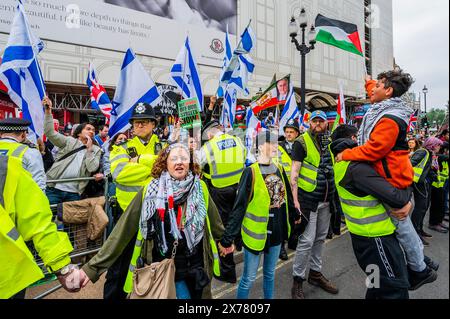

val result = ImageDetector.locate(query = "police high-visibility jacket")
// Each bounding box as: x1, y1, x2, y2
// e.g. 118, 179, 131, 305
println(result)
334, 161, 396, 238
202, 134, 246, 189
123, 180, 221, 293
110, 135, 160, 210
297, 131, 320, 192
277, 145, 292, 179
241, 163, 291, 252
0, 156, 73, 299
413, 149, 430, 183
0, 138, 47, 190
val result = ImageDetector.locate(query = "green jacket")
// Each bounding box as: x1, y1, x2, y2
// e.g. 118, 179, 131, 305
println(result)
82, 187, 224, 299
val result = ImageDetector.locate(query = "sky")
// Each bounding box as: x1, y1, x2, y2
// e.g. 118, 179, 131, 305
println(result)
392, 0, 449, 111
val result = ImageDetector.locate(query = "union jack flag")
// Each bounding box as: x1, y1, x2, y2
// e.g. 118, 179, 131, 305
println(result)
408, 110, 418, 132
87, 63, 112, 124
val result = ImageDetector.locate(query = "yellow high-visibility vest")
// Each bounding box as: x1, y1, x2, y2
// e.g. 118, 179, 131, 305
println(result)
334, 161, 396, 238
297, 132, 320, 192
241, 163, 291, 252
110, 135, 159, 211
202, 134, 246, 189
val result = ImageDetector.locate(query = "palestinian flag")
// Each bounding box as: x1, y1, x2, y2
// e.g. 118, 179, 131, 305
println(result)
315, 14, 363, 56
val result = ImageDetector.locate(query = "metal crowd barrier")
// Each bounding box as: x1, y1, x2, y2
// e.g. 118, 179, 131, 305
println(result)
27, 176, 111, 299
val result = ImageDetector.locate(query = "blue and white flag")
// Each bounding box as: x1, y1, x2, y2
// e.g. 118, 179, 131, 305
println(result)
235, 25, 256, 55
279, 82, 299, 136
217, 27, 233, 98
0, 0, 46, 142
109, 49, 162, 138
171, 37, 203, 112
219, 24, 255, 96
224, 87, 238, 128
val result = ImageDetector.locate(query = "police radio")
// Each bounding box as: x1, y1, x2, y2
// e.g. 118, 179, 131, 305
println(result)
127, 147, 138, 159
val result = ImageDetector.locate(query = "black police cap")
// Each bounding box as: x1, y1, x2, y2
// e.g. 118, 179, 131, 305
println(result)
284, 118, 300, 134
129, 103, 157, 122
0, 118, 31, 132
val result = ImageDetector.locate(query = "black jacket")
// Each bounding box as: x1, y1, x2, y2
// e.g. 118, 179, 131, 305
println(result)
410, 149, 432, 184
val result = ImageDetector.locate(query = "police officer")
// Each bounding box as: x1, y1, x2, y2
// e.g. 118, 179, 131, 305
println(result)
279, 118, 301, 179
0, 155, 78, 299
276, 118, 300, 261
110, 102, 162, 212
199, 120, 246, 283
0, 118, 46, 190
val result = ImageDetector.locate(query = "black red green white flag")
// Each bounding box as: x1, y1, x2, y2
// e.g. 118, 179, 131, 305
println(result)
315, 14, 363, 56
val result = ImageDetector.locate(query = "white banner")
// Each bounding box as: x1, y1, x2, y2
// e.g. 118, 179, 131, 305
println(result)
0, 0, 237, 67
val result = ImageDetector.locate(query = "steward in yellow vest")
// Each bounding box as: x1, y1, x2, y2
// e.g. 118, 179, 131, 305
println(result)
81, 144, 224, 299
219, 131, 300, 299
109, 103, 162, 212
199, 120, 246, 283
330, 125, 421, 299
0, 156, 73, 299
409, 148, 433, 235
290, 111, 337, 299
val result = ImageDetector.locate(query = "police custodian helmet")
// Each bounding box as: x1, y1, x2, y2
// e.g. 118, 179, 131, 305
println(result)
283, 118, 300, 134
129, 102, 158, 123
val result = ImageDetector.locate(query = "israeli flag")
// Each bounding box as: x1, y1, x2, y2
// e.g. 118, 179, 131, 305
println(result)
219, 24, 255, 96
279, 83, 299, 136
235, 25, 256, 55
109, 48, 162, 137
0, 0, 46, 143
224, 87, 237, 128
217, 27, 233, 98
171, 37, 203, 112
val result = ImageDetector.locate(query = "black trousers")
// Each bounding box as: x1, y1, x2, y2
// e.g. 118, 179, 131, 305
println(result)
103, 234, 136, 300
429, 186, 445, 226
350, 233, 410, 299
208, 183, 239, 281
411, 182, 430, 232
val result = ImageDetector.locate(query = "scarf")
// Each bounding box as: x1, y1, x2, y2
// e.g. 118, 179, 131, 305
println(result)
358, 98, 413, 145
140, 171, 207, 254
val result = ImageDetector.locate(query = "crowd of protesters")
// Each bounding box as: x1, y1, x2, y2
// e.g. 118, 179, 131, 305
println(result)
1, 68, 448, 300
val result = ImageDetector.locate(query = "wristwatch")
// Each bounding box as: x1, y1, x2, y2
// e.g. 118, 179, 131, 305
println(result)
55, 265, 71, 277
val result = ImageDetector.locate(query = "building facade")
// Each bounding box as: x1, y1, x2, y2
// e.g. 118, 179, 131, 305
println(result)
0, 0, 394, 121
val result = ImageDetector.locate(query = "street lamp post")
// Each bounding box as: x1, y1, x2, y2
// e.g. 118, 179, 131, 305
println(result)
423, 85, 428, 114
423, 85, 429, 135
289, 8, 316, 116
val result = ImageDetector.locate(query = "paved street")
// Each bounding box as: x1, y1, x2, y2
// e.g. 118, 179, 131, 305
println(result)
26, 220, 449, 300
213, 227, 449, 299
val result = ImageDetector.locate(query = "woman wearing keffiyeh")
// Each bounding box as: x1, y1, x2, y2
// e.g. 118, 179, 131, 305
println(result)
79, 144, 224, 299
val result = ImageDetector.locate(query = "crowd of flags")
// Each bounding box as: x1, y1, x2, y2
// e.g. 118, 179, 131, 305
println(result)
1, 1, 392, 142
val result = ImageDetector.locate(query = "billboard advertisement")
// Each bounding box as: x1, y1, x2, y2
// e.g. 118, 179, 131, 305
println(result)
0, 0, 237, 67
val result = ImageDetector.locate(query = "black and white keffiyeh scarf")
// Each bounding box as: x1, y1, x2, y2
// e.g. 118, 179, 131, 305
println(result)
358, 98, 413, 145
140, 171, 207, 254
